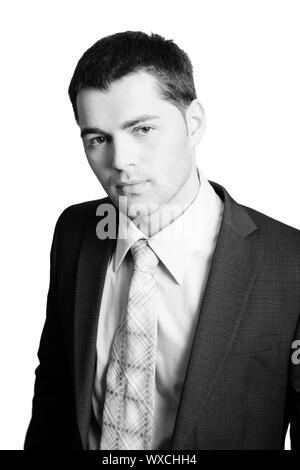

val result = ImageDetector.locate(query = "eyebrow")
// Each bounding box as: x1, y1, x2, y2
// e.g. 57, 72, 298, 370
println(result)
80, 114, 160, 138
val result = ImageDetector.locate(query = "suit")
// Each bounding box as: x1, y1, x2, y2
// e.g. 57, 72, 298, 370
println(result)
24, 180, 300, 450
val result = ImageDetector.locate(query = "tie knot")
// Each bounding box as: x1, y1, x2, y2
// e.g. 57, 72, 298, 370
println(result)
130, 239, 159, 272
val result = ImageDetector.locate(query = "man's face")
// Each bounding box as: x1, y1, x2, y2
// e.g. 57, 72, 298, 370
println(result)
76, 71, 197, 219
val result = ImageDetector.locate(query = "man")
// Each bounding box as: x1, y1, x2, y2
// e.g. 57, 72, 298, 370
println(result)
24, 31, 300, 450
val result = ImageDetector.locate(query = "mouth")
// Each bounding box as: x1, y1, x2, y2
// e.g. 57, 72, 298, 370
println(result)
116, 180, 149, 194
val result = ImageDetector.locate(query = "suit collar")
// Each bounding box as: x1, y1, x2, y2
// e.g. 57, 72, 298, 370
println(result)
209, 179, 258, 238
171, 181, 262, 448
73, 212, 116, 449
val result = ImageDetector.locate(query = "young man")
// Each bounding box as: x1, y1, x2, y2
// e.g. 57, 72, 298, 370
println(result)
24, 31, 300, 450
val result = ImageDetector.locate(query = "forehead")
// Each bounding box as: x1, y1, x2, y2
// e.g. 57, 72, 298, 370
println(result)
76, 71, 174, 127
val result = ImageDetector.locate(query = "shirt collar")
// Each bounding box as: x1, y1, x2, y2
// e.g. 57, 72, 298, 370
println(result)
114, 165, 224, 284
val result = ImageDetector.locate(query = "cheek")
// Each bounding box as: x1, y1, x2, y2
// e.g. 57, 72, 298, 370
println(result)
153, 137, 189, 176
162, 127, 188, 155
86, 148, 106, 170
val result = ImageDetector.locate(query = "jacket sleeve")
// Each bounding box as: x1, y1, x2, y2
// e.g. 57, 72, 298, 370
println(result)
24, 213, 79, 449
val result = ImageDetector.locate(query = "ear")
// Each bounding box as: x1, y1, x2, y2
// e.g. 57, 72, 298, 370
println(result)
185, 99, 206, 146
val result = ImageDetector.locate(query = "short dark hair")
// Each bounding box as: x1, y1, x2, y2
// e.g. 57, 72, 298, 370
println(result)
68, 31, 197, 122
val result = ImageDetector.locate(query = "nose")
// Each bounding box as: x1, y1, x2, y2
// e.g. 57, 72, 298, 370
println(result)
111, 135, 140, 170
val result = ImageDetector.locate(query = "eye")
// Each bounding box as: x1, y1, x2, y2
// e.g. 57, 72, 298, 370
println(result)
133, 126, 153, 135
88, 136, 107, 147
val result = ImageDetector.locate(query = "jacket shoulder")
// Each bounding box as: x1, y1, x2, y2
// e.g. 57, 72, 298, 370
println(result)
243, 204, 299, 233
242, 204, 300, 250
48, 197, 115, 266
57, 197, 111, 227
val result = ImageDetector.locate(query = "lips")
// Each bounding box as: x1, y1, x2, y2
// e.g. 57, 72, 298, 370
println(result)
116, 180, 148, 194
116, 180, 145, 187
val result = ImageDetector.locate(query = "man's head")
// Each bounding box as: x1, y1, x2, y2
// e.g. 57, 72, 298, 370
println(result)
68, 31, 206, 219
69, 31, 197, 123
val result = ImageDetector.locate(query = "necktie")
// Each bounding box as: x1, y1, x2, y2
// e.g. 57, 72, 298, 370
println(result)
100, 238, 159, 450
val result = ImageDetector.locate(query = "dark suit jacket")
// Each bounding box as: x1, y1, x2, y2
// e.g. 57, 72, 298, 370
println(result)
24, 180, 300, 450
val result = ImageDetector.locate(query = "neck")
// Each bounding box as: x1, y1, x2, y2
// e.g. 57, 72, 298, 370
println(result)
134, 163, 200, 237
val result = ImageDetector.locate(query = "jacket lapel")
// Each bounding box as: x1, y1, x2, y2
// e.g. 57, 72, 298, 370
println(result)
73, 201, 117, 449
171, 181, 263, 449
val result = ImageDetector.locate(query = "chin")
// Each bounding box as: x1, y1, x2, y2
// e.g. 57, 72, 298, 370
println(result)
127, 207, 149, 220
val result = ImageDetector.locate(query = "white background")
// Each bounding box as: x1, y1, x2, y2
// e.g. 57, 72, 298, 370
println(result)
1, 0, 299, 450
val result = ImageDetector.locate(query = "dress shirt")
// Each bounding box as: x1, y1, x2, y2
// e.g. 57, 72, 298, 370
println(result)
88, 165, 224, 450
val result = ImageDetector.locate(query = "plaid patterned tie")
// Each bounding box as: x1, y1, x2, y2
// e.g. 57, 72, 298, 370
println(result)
100, 238, 159, 450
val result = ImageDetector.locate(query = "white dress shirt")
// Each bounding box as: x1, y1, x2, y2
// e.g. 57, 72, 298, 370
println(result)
88, 166, 224, 450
